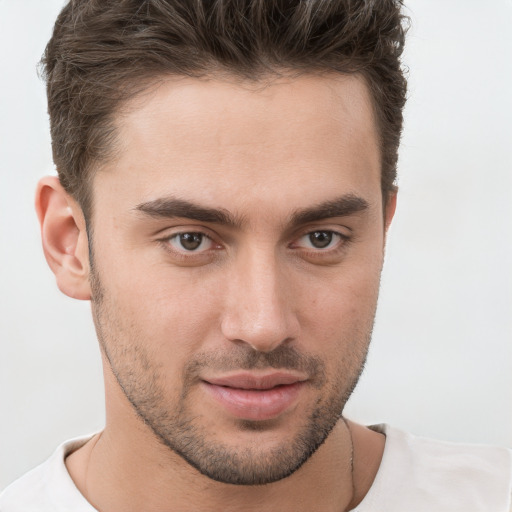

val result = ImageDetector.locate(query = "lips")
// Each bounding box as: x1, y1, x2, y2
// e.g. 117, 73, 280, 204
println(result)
202, 372, 307, 421
205, 372, 306, 390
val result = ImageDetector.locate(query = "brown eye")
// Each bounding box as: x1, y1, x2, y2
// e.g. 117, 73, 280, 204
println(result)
180, 233, 203, 250
168, 232, 212, 252
293, 230, 347, 252
309, 231, 333, 249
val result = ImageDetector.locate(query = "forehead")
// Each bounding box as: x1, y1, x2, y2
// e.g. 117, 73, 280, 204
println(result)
95, 73, 381, 215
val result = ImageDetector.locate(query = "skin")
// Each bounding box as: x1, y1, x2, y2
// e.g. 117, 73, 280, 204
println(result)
36, 73, 394, 511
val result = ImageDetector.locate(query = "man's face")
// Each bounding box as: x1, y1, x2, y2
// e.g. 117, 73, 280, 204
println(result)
88, 74, 391, 485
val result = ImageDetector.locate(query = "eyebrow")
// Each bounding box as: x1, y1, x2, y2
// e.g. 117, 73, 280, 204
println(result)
133, 194, 369, 228
290, 194, 370, 226
134, 198, 242, 227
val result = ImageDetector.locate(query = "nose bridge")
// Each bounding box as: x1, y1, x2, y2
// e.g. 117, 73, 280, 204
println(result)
221, 244, 297, 352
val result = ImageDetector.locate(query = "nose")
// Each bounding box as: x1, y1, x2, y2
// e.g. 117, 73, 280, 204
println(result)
220, 248, 299, 353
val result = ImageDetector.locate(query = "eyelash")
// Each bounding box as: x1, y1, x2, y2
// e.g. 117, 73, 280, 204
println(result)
158, 229, 351, 261
157, 231, 220, 262
294, 231, 349, 250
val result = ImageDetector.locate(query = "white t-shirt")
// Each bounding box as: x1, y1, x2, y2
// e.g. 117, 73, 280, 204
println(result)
1, 425, 511, 511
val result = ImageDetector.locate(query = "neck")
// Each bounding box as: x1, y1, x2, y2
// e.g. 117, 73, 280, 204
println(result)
66, 369, 385, 511
66, 418, 358, 512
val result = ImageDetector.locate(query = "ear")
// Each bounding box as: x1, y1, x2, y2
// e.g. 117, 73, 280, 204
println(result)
384, 189, 397, 233
35, 176, 91, 300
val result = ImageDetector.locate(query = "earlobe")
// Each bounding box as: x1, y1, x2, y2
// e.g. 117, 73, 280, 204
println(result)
35, 176, 92, 300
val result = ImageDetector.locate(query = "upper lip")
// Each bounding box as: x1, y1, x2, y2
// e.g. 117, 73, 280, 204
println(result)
204, 372, 307, 390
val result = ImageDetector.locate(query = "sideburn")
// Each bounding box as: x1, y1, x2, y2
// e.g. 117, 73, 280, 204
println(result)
85, 218, 104, 305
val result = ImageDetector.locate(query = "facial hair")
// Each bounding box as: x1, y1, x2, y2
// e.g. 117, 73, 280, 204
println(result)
89, 265, 372, 486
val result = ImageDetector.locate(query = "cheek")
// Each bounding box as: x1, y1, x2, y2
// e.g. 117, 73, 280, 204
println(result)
302, 258, 381, 319
97, 252, 224, 356
297, 260, 382, 358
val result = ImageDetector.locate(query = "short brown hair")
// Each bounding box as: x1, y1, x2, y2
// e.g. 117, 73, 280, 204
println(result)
40, 0, 408, 219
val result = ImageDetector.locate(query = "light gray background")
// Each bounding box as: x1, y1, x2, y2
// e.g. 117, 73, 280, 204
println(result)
1, 0, 511, 490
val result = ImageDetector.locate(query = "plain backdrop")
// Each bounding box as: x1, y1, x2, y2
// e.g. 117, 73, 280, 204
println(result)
1, 0, 511, 491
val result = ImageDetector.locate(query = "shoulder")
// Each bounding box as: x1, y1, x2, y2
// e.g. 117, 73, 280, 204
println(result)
0, 436, 96, 512
354, 424, 512, 512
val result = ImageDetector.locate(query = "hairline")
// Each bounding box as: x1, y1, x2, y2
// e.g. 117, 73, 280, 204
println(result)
78, 68, 395, 227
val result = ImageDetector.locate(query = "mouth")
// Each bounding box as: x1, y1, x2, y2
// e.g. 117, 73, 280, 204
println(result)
201, 372, 308, 421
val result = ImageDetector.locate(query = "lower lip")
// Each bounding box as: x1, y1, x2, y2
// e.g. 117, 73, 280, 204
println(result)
202, 381, 304, 421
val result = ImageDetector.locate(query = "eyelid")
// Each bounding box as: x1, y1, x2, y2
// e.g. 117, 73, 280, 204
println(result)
157, 227, 223, 257
289, 221, 351, 241
155, 224, 218, 241
293, 229, 348, 247
168, 232, 214, 253
297, 231, 343, 247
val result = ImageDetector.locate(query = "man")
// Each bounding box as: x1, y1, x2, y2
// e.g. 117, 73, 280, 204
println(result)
1, 1, 511, 510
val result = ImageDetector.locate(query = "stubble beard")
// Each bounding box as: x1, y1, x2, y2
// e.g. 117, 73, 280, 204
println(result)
89, 265, 372, 486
